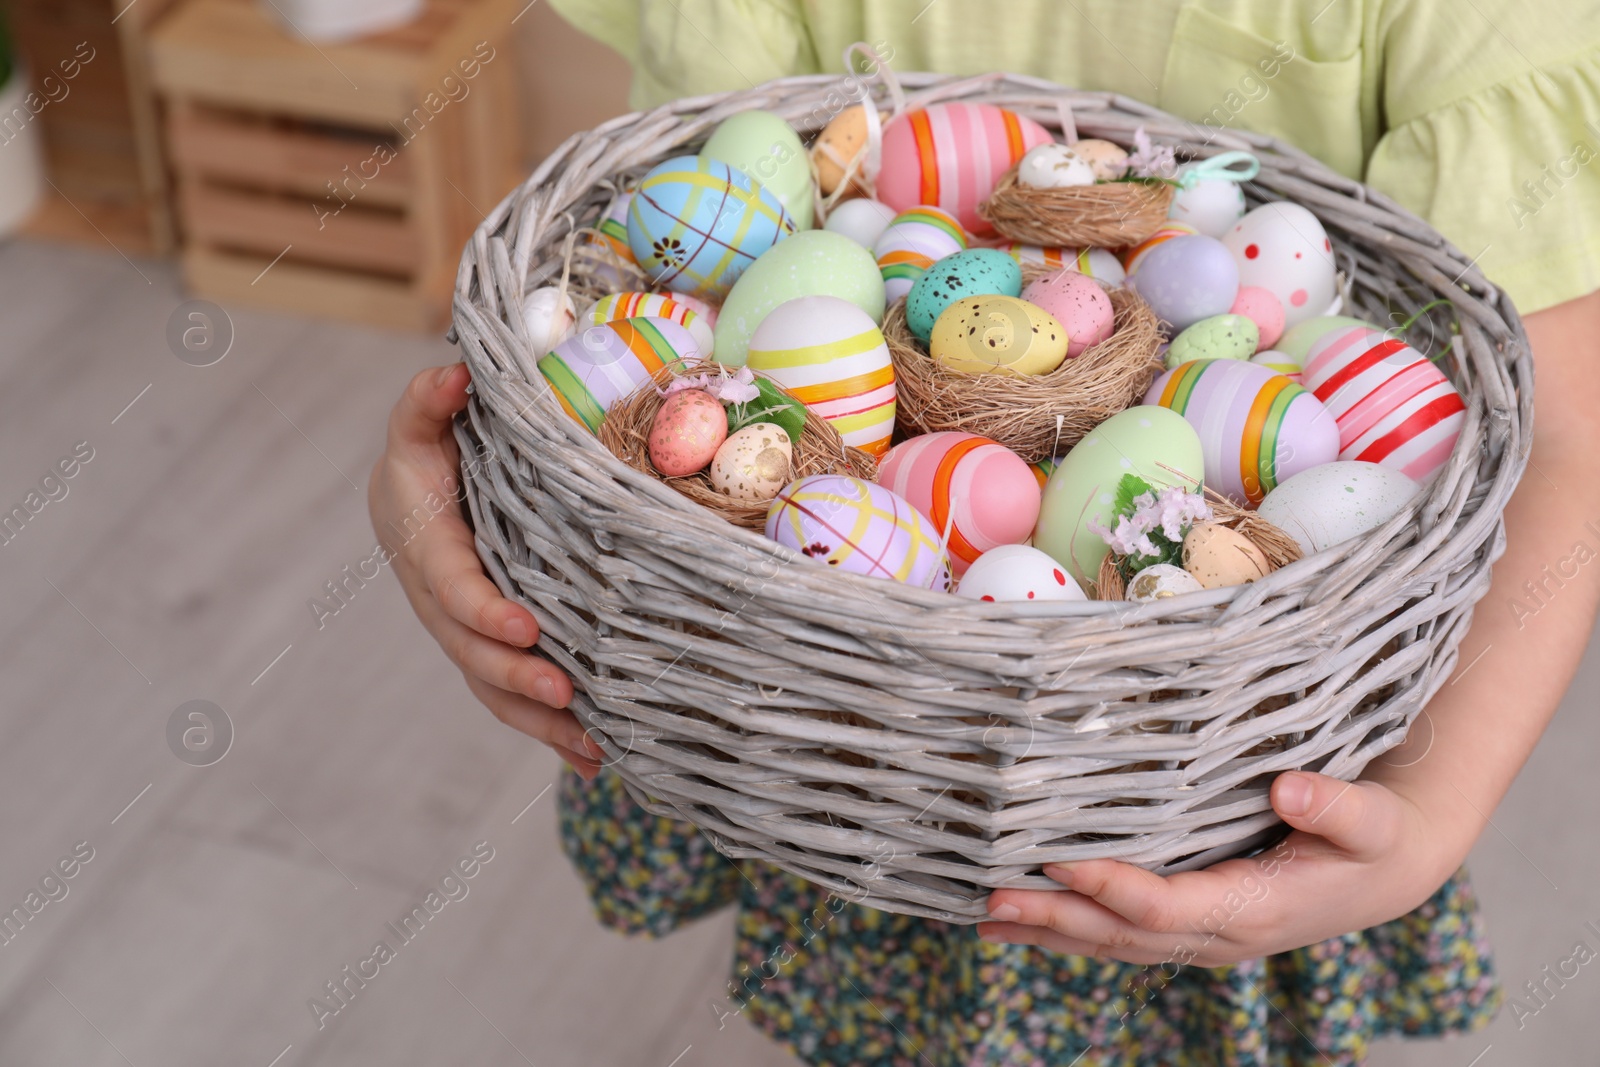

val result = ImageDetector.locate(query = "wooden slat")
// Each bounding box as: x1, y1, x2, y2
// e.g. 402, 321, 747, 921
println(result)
179, 179, 418, 276
182, 246, 444, 330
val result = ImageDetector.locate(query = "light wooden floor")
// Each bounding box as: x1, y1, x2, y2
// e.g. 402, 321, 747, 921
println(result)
0, 238, 1594, 1066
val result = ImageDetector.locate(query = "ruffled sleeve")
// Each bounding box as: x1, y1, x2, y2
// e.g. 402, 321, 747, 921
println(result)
1366, 38, 1600, 315
548, 0, 821, 109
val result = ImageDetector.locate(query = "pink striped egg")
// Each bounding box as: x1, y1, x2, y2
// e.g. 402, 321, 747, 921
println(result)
1146, 358, 1339, 507
1300, 326, 1465, 484
878, 432, 1041, 576
878, 102, 1052, 235
766, 475, 949, 590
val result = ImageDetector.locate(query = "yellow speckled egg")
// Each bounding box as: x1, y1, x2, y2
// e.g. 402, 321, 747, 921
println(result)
1181, 523, 1270, 589
813, 104, 882, 197
929, 295, 1069, 377
709, 422, 794, 502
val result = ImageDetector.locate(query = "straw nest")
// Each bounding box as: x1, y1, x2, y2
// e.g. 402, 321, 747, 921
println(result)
978, 164, 1175, 248
1093, 489, 1305, 600
883, 276, 1164, 463
596, 358, 878, 530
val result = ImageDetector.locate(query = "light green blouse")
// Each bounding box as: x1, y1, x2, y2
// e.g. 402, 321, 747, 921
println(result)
550, 0, 1600, 316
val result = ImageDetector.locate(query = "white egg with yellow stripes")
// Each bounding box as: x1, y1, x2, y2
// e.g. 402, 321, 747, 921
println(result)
745, 296, 897, 458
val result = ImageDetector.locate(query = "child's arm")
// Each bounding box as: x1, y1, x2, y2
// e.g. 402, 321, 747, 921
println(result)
980, 290, 1600, 961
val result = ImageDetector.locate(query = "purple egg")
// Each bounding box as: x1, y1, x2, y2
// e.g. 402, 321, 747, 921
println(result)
1129, 235, 1240, 334
765, 475, 950, 590
1144, 359, 1339, 507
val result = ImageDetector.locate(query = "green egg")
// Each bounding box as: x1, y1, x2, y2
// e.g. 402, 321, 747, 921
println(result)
1165, 314, 1259, 369
713, 231, 886, 366
701, 110, 815, 231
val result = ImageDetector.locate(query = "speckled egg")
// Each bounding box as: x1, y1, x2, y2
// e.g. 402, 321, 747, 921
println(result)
648, 389, 728, 476
879, 432, 1041, 575
702, 109, 814, 230
1222, 202, 1337, 329
709, 422, 793, 502
584, 291, 713, 353
1145, 358, 1339, 507
1120, 222, 1199, 274
1017, 143, 1096, 189
766, 475, 949, 590
930, 295, 1068, 377
521, 286, 576, 352
1165, 314, 1258, 368
812, 104, 880, 197
627, 155, 796, 300
1128, 234, 1240, 334
873, 206, 968, 303
714, 230, 886, 366
1126, 563, 1205, 602
824, 198, 899, 249
1020, 270, 1115, 357
878, 102, 1053, 234
1182, 523, 1270, 589
956, 545, 1087, 602
1256, 461, 1421, 555
1249, 349, 1302, 381
1071, 139, 1130, 181
906, 248, 1024, 342
1229, 286, 1285, 350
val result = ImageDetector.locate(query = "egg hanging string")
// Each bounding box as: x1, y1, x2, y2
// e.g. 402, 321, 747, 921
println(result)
814, 42, 909, 222
1054, 98, 1079, 145
1175, 151, 1260, 188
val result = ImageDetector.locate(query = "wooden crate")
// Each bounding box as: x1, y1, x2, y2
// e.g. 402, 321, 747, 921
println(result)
149, 0, 525, 332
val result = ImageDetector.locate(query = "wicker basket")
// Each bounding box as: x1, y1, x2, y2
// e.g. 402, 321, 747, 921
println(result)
450, 72, 1531, 923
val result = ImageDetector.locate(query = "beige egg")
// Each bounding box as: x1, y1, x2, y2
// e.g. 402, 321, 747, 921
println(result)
1181, 523, 1271, 589
1126, 563, 1203, 602
812, 105, 882, 196
709, 422, 794, 502
1072, 138, 1131, 181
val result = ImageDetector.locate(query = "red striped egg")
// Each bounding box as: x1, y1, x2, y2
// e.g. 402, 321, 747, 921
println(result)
878, 432, 1041, 575
877, 103, 1052, 236
1300, 326, 1465, 484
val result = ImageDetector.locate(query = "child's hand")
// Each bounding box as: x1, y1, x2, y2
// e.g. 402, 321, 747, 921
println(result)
369, 363, 601, 778
978, 770, 1455, 964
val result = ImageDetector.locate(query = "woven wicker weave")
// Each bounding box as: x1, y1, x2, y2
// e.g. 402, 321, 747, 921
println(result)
450, 71, 1532, 923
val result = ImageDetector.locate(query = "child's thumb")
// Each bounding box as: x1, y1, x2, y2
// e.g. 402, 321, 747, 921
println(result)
1270, 772, 1403, 859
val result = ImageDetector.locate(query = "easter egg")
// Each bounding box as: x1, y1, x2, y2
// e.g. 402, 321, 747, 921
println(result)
709, 422, 793, 502
584, 291, 714, 354
1002, 244, 1127, 285
1021, 270, 1114, 357
766, 475, 949, 590
1126, 563, 1204, 602
745, 296, 896, 456
1145, 358, 1339, 507
1129, 234, 1240, 334
649, 389, 727, 476
824, 198, 898, 249
1071, 139, 1130, 181
1181, 523, 1270, 589
579, 192, 639, 286
1299, 325, 1465, 483
1034, 406, 1205, 587
702, 109, 814, 230
1165, 314, 1258, 368
1249, 349, 1303, 381
1257, 461, 1421, 555
1222, 202, 1336, 329
714, 230, 886, 366
1275, 315, 1376, 364
1229, 285, 1285, 351
538, 317, 699, 433
813, 104, 879, 196
672, 293, 719, 327
879, 432, 1041, 575
1120, 222, 1198, 274
521, 286, 576, 352
877, 102, 1053, 234
956, 544, 1086, 602
1168, 173, 1247, 237
873, 206, 968, 303
905, 248, 1024, 342
1030, 456, 1060, 489
1017, 143, 1096, 189
627, 155, 796, 300
930, 295, 1068, 377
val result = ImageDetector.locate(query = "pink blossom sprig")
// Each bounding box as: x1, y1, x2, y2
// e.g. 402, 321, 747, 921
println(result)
1126, 127, 1178, 180
659, 365, 760, 404
1089, 478, 1212, 574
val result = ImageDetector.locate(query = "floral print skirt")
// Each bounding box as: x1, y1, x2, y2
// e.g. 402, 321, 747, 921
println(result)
559, 768, 1499, 1066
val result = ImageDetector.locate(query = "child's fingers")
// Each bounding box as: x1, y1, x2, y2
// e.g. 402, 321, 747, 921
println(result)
1271, 773, 1401, 860
387, 363, 470, 451
461, 673, 599, 771
428, 603, 571, 708
976, 921, 1170, 964
419, 518, 543, 648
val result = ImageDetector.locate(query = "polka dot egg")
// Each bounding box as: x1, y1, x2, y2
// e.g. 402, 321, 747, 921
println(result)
1222, 202, 1337, 329
956, 545, 1086, 603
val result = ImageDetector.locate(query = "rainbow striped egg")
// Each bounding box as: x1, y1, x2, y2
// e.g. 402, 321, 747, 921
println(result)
1145, 358, 1339, 507
873, 207, 967, 304
745, 296, 896, 457
766, 475, 949, 590
538, 317, 699, 433
1002, 243, 1127, 286
877, 102, 1053, 235
627, 156, 795, 300
878, 432, 1041, 575
584, 291, 714, 354
1300, 326, 1465, 484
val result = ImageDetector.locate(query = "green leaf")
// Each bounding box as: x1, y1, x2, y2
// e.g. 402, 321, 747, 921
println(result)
1112, 474, 1154, 519
727, 376, 806, 445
